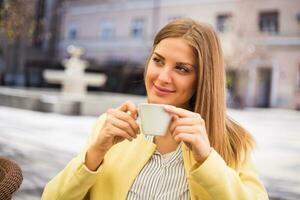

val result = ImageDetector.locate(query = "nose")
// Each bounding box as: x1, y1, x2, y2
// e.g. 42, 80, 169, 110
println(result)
157, 66, 172, 83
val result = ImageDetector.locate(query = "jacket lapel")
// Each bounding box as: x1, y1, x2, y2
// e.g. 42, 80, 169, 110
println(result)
182, 144, 213, 200
114, 134, 156, 199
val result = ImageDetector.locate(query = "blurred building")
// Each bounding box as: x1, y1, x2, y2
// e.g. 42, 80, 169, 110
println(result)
55, 0, 300, 109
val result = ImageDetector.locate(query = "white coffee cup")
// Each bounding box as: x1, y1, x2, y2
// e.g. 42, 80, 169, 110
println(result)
138, 103, 172, 136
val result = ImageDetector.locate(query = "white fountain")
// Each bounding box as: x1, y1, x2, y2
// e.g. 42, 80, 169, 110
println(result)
41, 45, 107, 114
43, 45, 107, 98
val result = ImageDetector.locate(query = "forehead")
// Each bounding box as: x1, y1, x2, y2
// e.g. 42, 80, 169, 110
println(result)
154, 38, 196, 65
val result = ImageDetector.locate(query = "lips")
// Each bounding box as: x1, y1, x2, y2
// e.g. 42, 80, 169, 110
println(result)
153, 84, 175, 96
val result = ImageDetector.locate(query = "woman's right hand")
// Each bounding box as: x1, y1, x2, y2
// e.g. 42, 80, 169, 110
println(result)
85, 101, 140, 171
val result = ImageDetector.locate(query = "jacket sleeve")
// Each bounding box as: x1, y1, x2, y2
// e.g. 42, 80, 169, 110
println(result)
189, 149, 269, 200
41, 114, 107, 200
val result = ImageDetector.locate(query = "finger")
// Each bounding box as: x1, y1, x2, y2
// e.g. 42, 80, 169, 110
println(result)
118, 101, 138, 119
108, 115, 137, 138
110, 109, 140, 134
111, 126, 134, 141
169, 117, 199, 133
172, 126, 196, 137
174, 133, 195, 144
164, 105, 200, 118
113, 136, 125, 144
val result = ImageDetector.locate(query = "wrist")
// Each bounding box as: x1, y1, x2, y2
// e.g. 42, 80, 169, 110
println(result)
90, 141, 109, 154
194, 147, 212, 164
85, 145, 107, 171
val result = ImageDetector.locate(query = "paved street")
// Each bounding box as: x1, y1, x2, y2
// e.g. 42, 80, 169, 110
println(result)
0, 105, 299, 200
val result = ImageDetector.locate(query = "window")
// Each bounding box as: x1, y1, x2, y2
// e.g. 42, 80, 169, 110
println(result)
100, 21, 114, 40
0, 0, 4, 9
259, 11, 279, 34
131, 18, 144, 38
297, 13, 300, 23
67, 25, 78, 40
0, 0, 4, 21
216, 14, 232, 33
298, 65, 300, 91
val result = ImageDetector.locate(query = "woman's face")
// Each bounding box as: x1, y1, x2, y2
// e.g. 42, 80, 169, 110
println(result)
145, 37, 197, 109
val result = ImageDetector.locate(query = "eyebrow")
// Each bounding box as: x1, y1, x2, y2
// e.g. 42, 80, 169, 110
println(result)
153, 52, 195, 68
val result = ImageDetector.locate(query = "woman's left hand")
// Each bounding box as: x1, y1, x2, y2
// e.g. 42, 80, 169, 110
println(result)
164, 105, 212, 164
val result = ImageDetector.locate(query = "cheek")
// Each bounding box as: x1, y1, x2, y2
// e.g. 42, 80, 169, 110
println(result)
180, 79, 197, 96
145, 65, 157, 83
145, 65, 154, 89
184, 83, 195, 94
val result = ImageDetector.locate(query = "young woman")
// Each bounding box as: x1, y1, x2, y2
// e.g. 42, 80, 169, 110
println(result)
42, 18, 269, 200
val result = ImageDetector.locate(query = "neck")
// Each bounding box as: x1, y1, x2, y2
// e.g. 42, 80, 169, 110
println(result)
154, 132, 180, 155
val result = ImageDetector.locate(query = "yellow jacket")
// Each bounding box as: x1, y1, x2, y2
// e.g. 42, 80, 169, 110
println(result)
42, 114, 269, 200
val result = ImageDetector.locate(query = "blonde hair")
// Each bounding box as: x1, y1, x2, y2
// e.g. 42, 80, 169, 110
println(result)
147, 18, 254, 169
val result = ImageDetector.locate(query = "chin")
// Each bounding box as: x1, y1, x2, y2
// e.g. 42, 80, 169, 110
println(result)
148, 98, 178, 106
147, 97, 168, 105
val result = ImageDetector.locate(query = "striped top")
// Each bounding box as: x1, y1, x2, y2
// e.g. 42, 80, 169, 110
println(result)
126, 136, 190, 200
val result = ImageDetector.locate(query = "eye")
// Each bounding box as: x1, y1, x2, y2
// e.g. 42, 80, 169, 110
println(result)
175, 65, 191, 73
152, 57, 164, 66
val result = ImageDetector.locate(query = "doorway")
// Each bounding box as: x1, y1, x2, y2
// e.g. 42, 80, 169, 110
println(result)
255, 68, 272, 107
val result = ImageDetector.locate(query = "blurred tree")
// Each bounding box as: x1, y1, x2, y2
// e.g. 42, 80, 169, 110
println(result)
0, 0, 35, 86
0, 0, 62, 86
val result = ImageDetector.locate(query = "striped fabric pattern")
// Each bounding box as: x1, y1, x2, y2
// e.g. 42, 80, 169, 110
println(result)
126, 136, 190, 200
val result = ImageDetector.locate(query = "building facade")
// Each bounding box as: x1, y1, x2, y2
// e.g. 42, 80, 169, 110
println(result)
59, 0, 300, 109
